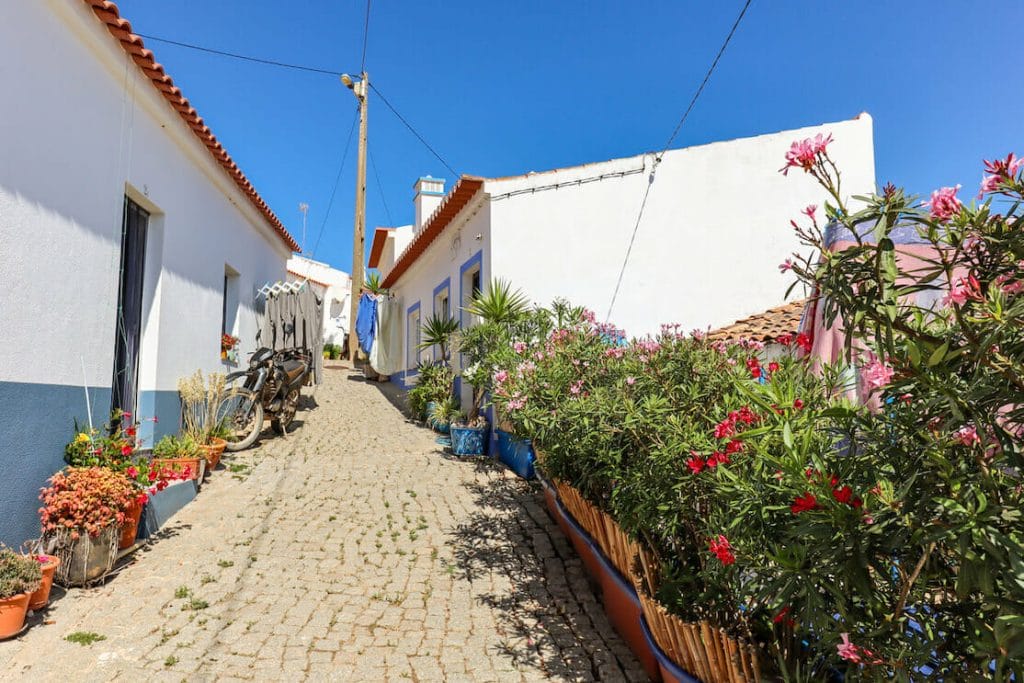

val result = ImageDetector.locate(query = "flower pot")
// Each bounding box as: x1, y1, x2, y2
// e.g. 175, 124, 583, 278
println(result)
118, 499, 144, 550
494, 429, 536, 479
596, 551, 661, 682
199, 437, 227, 471
47, 526, 119, 587
152, 456, 202, 481
27, 555, 60, 611
450, 425, 489, 456
0, 592, 30, 639
556, 495, 606, 583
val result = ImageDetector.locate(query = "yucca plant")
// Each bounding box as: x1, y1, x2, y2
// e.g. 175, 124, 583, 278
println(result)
418, 314, 460, 361
364, 272, 387, 295
463, 278, 529, 325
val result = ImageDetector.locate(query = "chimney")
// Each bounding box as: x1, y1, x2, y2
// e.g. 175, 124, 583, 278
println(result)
413, 176, 445, 233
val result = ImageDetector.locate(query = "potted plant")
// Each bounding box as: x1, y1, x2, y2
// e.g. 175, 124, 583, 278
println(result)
407, 362, 455, 423
0, 546, 42, 639
221, 333, 240, 363
38, 467, 137, 586
151, 434, 202, 481
449, 412, 490, 456
27, 553, 60, 612
178, 370, 228, 471
428, 397, 460, 435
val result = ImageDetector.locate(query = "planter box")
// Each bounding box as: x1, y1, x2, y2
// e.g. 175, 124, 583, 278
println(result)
641, 615, 702, 683
450, 425, 488, 456
138, 479, 197, 540
494, 429, 536, 479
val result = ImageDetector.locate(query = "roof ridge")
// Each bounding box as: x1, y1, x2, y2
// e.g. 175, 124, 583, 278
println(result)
83, 1, 299, 252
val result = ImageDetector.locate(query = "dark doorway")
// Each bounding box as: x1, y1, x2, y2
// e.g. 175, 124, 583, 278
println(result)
111, 197, 149, 417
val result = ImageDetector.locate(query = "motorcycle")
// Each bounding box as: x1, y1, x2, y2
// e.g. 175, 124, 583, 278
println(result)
219, 347, 312, 451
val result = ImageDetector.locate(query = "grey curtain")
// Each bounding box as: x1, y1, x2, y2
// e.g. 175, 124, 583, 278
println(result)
259, 285, 323, 385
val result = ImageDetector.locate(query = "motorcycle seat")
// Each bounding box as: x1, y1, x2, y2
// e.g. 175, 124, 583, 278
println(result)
281, 359, 305, 382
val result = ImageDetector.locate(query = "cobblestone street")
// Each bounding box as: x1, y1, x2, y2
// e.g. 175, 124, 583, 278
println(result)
3, 369, 643, 682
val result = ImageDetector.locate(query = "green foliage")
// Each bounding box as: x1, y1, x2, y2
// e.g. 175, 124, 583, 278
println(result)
463, 277, 529, 324
364, 272, 388, 295
406, 362, 455, 420
65, 631, 107, 646
0, 546, 42, 599
418, 314, 460, 361
323, 343, 343, 360
153, 434, 200, 459
428, 396, 460, 427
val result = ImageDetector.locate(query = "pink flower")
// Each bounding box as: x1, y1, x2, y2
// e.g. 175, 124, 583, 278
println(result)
569, 380, 584, 396
984, 152, 1023, 179
513, 342, 527, 354
625, 376, 636, 386
126, 466, 138, 479
801, 204, 818, 221
925, 185, 962, 221
979, 174, 1001, 196
954, 424, 980, 447
837, 633, 861, 663
780, 133, 832, 175
779, 259, 793, 273
493, 370, 509, 385
943, 275, 983, 307
861, 353, 894, 391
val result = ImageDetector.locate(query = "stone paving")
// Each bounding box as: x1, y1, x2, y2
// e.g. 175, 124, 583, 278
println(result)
3, 369, 643, 682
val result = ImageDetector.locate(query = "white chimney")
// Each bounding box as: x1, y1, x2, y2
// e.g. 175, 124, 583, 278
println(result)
413, 176, 445, 233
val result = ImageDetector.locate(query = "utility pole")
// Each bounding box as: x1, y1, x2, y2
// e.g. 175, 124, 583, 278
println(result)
341, 72, 369, 361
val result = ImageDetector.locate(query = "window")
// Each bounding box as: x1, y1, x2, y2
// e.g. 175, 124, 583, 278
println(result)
407, 303, 421, 371
222, 265, 240, 362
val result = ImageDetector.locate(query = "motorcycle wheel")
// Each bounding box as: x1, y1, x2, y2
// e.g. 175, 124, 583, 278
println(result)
219, 388, 264, 451
272, 388, 300, 435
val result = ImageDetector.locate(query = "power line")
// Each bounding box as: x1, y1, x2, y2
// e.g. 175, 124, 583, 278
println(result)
134, 31, 458, 179
605, 0, 754, 322
134, 33, 343, 76
369, 83, 458, 177
368, 146, 395, 230
308, 110, 359, 260
360, 0, 372, 73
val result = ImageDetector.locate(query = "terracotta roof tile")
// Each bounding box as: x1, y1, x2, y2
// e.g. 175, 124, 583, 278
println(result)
706, 299, 808, 343
82, 1, 299, 252
382, 176, 485, 288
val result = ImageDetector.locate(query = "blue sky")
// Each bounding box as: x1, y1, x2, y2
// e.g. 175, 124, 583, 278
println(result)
115, 0, 1023, 273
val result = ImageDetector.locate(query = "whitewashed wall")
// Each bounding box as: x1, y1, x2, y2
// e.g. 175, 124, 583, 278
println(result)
488, 116, 876, 337
387, 196, 492, 409
0, 0, 290, 545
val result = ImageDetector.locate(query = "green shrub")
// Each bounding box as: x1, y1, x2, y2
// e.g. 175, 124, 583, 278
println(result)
0, 546, 42, 599
153, 434, 199, 458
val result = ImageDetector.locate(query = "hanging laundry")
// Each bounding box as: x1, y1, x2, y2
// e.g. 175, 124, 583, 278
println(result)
356, 292, 378, 355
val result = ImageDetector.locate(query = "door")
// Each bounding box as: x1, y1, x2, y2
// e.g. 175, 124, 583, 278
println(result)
111, 197, 149, 418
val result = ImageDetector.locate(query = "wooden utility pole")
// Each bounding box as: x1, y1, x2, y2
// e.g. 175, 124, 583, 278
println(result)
343, 72, 369, 361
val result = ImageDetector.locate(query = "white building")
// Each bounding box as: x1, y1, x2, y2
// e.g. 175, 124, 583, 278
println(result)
287, 255, 352, 346
368, 116, 875, 405
0, 0, 297, 544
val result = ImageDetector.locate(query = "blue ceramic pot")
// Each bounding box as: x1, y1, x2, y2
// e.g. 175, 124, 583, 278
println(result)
450, 425, 488, 456
494, 429, 536, 479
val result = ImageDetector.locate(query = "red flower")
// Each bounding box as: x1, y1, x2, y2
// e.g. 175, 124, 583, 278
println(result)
773, 606, 795, 627
735, 406, 759, 425
793, 398, 805, 411
767, 361, 780, 374
746, 357, 762, 379
725, 439, 744, 454
791, 492, 819, 514
713, 417, 736, 440
708, 535, 735, 565
686, 454, 706, 475
707, 451, 729, 467
120, 444, 132, 456
125, 426, 137, 437
794, 333, 812, 353
776, 333, 793, 346
832, 485, 853, 505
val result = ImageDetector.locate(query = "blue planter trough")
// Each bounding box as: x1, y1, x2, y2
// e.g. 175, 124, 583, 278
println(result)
494, 429, 536, 479
450, 425, 489, 456
138, 479, 197, 540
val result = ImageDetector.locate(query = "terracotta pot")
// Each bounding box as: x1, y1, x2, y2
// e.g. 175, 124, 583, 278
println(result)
596, 555, 661, 681
0, 592, 30, 639
199, 437, 226, 471
152, 456, 202, 481
27, 555, 61, 611
119, 499, 143, 550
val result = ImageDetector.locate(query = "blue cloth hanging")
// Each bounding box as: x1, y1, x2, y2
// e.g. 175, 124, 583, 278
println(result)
355, 293, 378, 355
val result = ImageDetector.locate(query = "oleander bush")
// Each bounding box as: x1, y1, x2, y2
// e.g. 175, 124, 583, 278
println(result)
486, 140, 1024, 679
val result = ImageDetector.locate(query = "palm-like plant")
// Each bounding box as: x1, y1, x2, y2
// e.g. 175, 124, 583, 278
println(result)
464, 278, 529, 325
364, 272, 387, 295
418, 314, 460, 361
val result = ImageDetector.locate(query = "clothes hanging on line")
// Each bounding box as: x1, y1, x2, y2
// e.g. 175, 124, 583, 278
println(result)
369, 296, 402, 377
258, 283, 324, 385
356, 292, 378, 355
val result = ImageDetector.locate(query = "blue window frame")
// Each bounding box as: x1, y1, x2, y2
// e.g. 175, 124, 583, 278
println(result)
432, 278, 451, 360
406, 301, 421, 375
458, 250, 483, 329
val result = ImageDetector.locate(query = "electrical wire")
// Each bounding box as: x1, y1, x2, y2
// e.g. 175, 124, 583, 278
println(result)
368, 145, 396, 229
605, 0, 754, 322
360, 0, 372, 73
134, 33, 343, 76
369, 83, 458, 177
307, 109, 359, 259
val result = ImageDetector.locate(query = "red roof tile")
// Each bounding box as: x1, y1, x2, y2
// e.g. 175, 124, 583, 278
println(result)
82, 1, 299, 253
706, 299, 808, 343
382, 176, 485, 288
